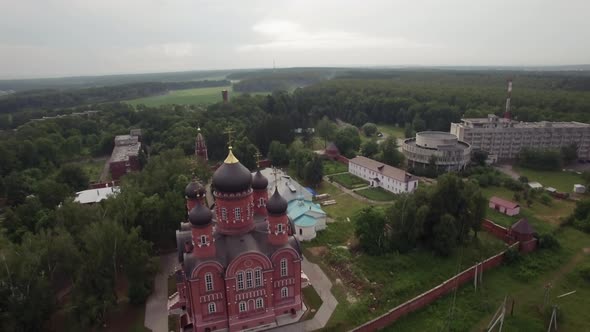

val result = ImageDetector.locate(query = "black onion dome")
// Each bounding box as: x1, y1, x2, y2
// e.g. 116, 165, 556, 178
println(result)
212, 148, 252, 193
185, 181, 205, 199
252, 170, 268, 190
266, 188, 288, 215
189, 202, 213, 227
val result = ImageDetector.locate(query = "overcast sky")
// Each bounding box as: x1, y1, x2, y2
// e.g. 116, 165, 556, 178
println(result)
1, 0, 589, 79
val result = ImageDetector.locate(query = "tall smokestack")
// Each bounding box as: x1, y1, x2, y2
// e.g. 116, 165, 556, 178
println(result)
221, 90, 229, 103
504, 79, 512, 120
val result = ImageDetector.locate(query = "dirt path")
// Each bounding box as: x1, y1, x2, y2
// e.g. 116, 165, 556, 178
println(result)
495, 164, 521, 180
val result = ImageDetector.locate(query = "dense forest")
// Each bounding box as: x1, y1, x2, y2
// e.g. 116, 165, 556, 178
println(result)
2, 68, 590, 330
0, 80, 229, 113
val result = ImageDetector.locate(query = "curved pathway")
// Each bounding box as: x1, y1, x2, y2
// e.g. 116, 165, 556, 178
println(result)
145, 253, 177, 332
323, 175, 393, 205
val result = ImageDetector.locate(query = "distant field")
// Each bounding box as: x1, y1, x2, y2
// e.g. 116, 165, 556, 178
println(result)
513, 166, 583, 192
125, 86, 270, 107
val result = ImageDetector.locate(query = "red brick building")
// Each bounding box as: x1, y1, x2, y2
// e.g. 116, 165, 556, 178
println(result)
108, 134, 142, 181
169, 147, 303, 332
195, 127, 208, 161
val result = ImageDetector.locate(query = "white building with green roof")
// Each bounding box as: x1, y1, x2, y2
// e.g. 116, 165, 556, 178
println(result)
287, 198, 327, 241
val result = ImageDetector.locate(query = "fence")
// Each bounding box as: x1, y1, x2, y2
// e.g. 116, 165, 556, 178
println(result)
350, 243, 518, 332
481, 219, 514, 244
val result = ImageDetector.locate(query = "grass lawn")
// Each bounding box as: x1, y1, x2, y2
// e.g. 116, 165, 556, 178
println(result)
355, 187, 397, 201
481, 186, 575, 233
323, 159, 348, 175
324, 232, 508, 330
302, 285, 323, 320
315, 181, 369, 221
330, 173, 368, 189
387, 227, 590, 331
377, 123, 406, 139
125, 86, 271, 107
514, 166, 583, 192
168, 275, 177, 297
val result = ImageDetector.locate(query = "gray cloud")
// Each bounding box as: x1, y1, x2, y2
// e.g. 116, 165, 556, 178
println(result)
0, 0, 589, 78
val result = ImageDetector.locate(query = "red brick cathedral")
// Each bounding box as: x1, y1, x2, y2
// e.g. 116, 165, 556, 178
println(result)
169, 146, 303, 332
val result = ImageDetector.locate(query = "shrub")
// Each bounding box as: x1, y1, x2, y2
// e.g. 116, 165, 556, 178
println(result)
540, 193, 552, 206
578, 264, 590, 283
538, 233, 560, 250
504, 178, 524, 191
504, 247, 521, 265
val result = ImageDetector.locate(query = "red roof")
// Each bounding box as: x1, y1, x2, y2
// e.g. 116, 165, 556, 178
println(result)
511, 218, 535, 234
489, 196, 519, 209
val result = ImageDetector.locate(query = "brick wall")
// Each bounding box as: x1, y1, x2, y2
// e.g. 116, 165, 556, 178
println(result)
350, 245, 515, 332
481, 219, 514, 243
335, 155, 349, 165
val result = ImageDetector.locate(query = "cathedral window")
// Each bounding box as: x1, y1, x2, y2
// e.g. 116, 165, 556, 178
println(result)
280, 258, 288, 277
200, 235, 207, 246
239, 301, 247, 312
221, 207, 227, 221
246, 270, 253, 289
254, 268, 262, 287
255, 298, 264, 309
235, 208, 242, 221
281, 287, 288, 298
208, 302, 216, 314
258, 197, 265, 207
277, 223, 284, 233
205, 273, 214, 292
237, 271, 244, 290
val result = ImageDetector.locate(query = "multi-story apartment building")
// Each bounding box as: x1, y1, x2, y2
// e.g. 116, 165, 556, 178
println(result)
450, 115, 590, 161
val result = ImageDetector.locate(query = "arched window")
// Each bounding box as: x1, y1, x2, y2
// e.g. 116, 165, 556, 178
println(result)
277, 223, 284, 233
254, 268, 262, 287
255, 297, 264, 309
281, 287, 288, 298
258, 197, 265, 207
221, 207, 227, 221
239, 301, 247, 312
200, 235, 207, 245
237, 271, 244, 290
280, 258, 288, 277
246, 270, 253, 289
205, 273, 213, 292
234, 207, 241, 221
208, 302, 216, 314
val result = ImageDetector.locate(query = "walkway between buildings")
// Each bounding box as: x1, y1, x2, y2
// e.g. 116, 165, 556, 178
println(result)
324, 176, 392, 205
268, 257, 339, 332
145, 252, 177, 332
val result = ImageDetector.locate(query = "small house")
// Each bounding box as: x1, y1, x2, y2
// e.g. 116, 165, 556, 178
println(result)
510, 218, 535, 242
574, 184, 586, 194
528, 182, 543, 190
287, 198, 327, 241
325, 142, 340, 159
489, 196, 520, 216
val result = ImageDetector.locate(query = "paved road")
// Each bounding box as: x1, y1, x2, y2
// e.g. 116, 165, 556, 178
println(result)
268, 257, 339, 332
145, 253, 177, 332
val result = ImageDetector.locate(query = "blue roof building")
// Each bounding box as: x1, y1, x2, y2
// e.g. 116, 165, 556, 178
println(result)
287, 198, 327, 241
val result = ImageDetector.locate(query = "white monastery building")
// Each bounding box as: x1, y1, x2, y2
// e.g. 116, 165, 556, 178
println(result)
348, 156, 418, 194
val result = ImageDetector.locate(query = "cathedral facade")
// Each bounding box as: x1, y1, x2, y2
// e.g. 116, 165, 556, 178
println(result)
169, 146, 303, 332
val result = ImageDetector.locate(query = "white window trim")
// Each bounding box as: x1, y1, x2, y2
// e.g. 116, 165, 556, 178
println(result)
208, 302, 216, 314
221, 207, 227, 221
280, 258, 288, 277
237, 271, 244, 290
239, 301, 247, 312
281, 287, 288, 298
246, 270, 253, 289
205, 273, 214, 292
254, 268, 262, 287
255, 297, 264, 309
235, 207, 242, 221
